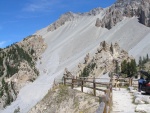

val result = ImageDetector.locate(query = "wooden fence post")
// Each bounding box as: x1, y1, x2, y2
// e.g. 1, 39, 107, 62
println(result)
64, 76, 66, 85
103, 91, 107, 113
110, 84, 113, 111
109, 76, 113, 111
108, 89, 111, 113
98, 96, 106, 113
72, 76, 74, 89
81, 79, 83, 92
93, 77, 96, 96
104, 89, 110, 113
129, 78, 132, 86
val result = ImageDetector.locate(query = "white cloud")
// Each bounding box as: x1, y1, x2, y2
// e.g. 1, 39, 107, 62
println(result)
23, 0, 59, 12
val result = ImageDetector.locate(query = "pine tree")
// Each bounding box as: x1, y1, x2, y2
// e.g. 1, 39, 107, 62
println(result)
139, 56, 142, 65
2, 78, 5, 87
102, 41, 106, 48
127, 62, 131, 77
143, 56, 146, 64
121, 60, 127, 74
139, 56, 142, 70
110, 43, 114, 54
130, 59, 137, 77
115, 60, 120, 74
147, 54, 149, 62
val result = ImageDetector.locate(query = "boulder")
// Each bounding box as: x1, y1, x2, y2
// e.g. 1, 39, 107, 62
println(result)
134, 97, 145, 104
141, 96, 150, 104
95, 18, 102, 27
84, 53, 90, 64
133, 92, 141, 97
128, 86, 134, 91
135, 104, 150, 113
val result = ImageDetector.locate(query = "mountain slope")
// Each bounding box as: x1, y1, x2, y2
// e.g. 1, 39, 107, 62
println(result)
1, 0, 150, 112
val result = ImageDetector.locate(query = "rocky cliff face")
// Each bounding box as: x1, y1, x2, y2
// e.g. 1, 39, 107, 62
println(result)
0, 35, 46, 108
96, 0, 150, 29
64, 41, 131, 78
47, 0, 150, 32
47, 8, 103, 31
19, 35, 47, 60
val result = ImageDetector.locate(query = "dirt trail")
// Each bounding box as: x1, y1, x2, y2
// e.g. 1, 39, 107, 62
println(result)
111, 88, 136, 113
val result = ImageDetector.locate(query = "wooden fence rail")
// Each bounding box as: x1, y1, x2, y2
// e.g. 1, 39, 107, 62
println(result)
62, 76, 138, 113
63, 76, 112, 113
111, 77, 138, 87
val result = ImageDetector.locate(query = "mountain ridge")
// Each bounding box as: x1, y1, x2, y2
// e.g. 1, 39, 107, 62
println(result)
47, 7, 103, 32
1, 0, 150, 112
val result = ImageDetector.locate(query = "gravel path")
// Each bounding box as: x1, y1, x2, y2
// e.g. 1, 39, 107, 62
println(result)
111, 88, 136, 113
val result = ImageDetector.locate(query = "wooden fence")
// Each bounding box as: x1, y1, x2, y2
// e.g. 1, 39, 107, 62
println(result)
62, 76, 138, 113
63, 76, 112, 113
111, 77, 138, 87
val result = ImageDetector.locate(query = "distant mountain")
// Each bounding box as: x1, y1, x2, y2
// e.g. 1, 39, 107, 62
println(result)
1, 0, 150, 112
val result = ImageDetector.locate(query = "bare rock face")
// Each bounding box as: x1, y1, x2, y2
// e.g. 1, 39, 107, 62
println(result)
86, 7, 103, 16
101, 7, 124, 29
0, 35, 47, 109
138, 0, 150, 27
47, 12, 79, 32
66, 41, 131, 79
95, 18, 102, 27
0, 79, 17, 108
84, 53, 90, 64
100, 41, 110, 51
95, 0, 150, 29
20, 35, 47, 59
114, 42, 120, 53
94, 41, 130, 75
10, 61, 38, 90
47, 0, 150, 31
47, 8, 103, 32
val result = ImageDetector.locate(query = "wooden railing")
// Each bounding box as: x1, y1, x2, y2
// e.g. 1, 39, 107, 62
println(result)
111, 77, 138, 87
63, 76, 112, 113
62, 76, 138, 113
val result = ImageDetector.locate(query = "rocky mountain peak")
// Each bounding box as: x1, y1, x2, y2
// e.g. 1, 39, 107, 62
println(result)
47, 7, 103, 32
116, 0, 140, 4
60, 11, 76, 20
86, 7, 103, 16
95, 0, 150, 29
47, 11, 78, 32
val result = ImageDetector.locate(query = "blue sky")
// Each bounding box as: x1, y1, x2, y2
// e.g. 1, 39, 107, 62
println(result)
0, 0, 116, 48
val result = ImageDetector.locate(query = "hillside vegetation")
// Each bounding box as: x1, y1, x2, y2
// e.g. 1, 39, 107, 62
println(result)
0, 35, 46, 108
29, 85, 99, 113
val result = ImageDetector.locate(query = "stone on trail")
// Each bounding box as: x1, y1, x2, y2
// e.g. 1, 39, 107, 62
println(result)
134, 97, 145, 104
135, 104, 150, 113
